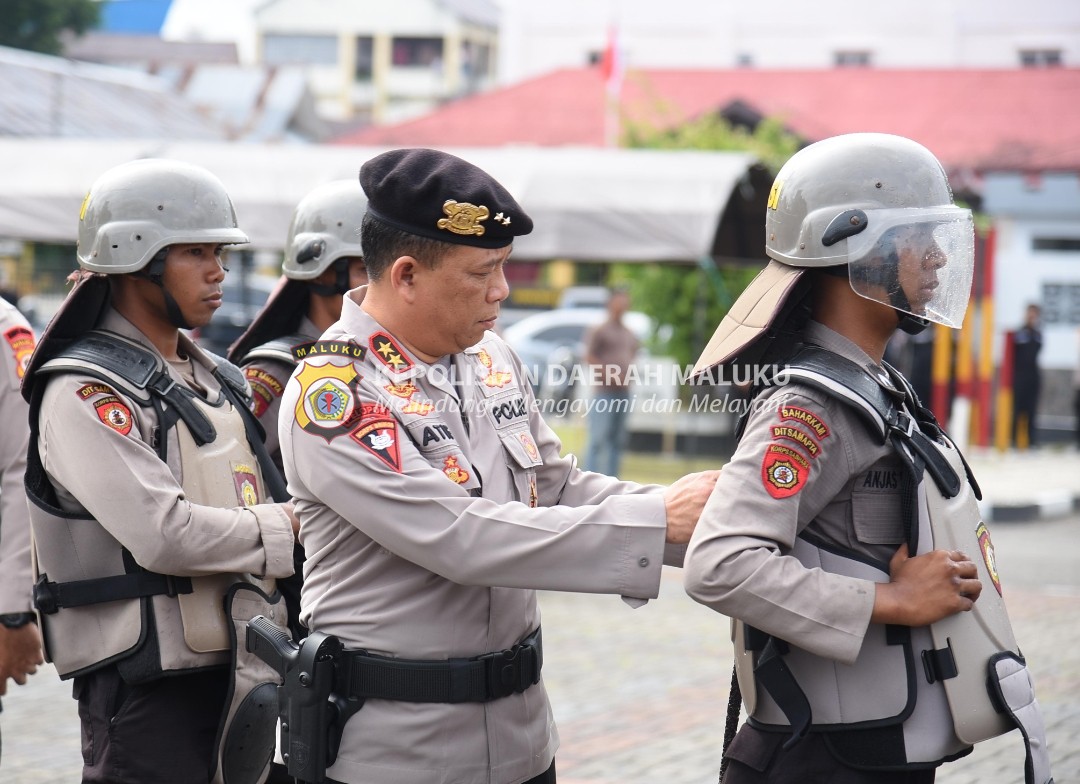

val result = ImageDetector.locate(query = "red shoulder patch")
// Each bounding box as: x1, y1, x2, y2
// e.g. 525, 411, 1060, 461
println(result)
762, 445, 809, 499
350, 402, 402, 472
4, 325, 35, 379
245, 367, 285, 418
94, 396, 133, 436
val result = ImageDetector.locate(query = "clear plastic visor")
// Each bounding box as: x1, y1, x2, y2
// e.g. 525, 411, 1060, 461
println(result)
846, 207, 974, 328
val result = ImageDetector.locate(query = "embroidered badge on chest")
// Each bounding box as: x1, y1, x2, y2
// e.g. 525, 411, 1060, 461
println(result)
976, 522, 1003, 596
350, 403, 401, 472
442, 454, 471, 484
232, 462, 260, 507
294, 361, 362, 442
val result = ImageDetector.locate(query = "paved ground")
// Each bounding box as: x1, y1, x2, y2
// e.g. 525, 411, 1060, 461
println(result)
2, 454, 1077, 783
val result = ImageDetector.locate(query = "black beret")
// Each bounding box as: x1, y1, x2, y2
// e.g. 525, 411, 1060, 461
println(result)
359, 148, 533, 249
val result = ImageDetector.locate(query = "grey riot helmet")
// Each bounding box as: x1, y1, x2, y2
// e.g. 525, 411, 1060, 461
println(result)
695, 133, 973, 375
77, 159, 248, 330
282, 180, 367, 295
765, 132, 973, 331
78, 159, 248, 274
226, 181, 367, 364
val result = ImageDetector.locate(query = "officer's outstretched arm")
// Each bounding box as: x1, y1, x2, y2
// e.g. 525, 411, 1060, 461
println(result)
871, 544, 983, 626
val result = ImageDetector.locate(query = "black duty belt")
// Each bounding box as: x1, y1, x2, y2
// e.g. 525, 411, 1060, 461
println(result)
340, 627, 542, 704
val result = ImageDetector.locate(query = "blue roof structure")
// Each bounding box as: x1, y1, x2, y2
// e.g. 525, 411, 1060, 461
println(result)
99, 0, 174, 34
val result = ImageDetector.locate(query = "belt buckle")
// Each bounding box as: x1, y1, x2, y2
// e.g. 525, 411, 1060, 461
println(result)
480, 645, 522, 700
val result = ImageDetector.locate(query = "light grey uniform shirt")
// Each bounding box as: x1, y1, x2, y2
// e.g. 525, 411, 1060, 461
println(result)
279, 289, 670, 784
685, 321, 909, 665
0, 300, 34, 612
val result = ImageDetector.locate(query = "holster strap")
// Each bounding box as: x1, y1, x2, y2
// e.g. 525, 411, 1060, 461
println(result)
341, 627, 542, 704
988, 652, 1054, 784
33, 571, 193, 614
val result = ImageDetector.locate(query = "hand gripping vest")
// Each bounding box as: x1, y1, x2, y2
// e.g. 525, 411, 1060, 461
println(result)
732, 346, 1052, 783
26, 331, 290, 784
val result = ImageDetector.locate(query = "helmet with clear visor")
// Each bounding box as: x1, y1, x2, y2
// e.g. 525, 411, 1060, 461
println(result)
765, 133, 973, 329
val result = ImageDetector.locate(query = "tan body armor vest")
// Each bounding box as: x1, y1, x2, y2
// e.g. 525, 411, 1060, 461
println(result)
27, 331, 274, 680
732, 347, 1052, 782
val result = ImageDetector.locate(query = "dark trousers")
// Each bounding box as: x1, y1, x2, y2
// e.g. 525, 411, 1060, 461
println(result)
326, 758, 555, 784
723, 727, 935, 784
75, 664, 229, 784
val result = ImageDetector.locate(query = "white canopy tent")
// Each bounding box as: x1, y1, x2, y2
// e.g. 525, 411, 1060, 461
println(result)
0, 139, 764, 261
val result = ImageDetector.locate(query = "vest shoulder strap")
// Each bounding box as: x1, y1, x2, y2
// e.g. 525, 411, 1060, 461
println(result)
779, 345, 899, 443
780, 346, 962, 499
39, 330, 217, 446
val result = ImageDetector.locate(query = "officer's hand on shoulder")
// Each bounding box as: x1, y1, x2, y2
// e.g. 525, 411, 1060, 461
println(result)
662, 470, 721, 544
872, 545, 983, 627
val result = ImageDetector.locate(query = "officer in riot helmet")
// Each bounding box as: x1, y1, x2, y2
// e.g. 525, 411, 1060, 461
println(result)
23, 159, 298, 784
228, 179, 369, 474
683, 133, 1052, 783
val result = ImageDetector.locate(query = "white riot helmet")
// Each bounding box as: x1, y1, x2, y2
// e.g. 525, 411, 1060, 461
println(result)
78, 159, 248, 274
765, 132, 974, 330
282, 180, 367, 290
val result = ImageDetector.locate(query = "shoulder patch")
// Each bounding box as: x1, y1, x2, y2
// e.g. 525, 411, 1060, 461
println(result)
76, 383, 115, 400
94, 396, 134, 436
762, 444, 809, 499
779, 405, 830, 439
4, 325, 35, 379
292, 340, 366, 362
350, 402, 401, 472
294, 361, 362, 442
770, 425, 821, 458
245, 366, 285, 418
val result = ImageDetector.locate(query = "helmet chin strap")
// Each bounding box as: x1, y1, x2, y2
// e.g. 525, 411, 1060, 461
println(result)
307, 258, 352, 297
140, 250, 194, 330
896, 311, 930, 335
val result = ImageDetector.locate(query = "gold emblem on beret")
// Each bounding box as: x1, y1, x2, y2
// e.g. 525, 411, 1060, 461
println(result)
438, 199, 489, 236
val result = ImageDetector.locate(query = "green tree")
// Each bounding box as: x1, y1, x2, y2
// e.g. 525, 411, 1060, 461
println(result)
0, 0, 101, 56
612, 112, 802, 370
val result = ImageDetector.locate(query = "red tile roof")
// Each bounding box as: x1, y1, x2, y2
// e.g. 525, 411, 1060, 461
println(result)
334, 67, 1080, 173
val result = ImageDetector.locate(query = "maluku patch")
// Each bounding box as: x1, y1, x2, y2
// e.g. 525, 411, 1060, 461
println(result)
293, 361, 362, 442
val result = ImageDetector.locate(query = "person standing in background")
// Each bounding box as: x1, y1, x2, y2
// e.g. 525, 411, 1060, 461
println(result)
583, 286, 639, 477
1012, 303, 1043, 449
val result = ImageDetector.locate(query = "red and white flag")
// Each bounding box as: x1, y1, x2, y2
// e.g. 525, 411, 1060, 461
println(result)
600, 24, 623, 98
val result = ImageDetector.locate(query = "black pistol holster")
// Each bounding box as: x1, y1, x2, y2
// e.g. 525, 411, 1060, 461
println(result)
247, 616, 362, 784
247, 617, 544, 783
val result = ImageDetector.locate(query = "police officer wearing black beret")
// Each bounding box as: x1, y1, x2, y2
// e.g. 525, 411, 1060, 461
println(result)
277, 149, 719, 784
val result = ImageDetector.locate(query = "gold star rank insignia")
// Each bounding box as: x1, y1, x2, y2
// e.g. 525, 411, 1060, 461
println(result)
369, 332, 413, 373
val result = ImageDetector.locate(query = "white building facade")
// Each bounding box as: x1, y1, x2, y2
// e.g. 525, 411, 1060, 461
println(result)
497, 0, 1080, 84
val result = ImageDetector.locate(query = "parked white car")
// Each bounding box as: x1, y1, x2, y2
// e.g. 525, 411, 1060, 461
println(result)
500, 307, 657, 400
